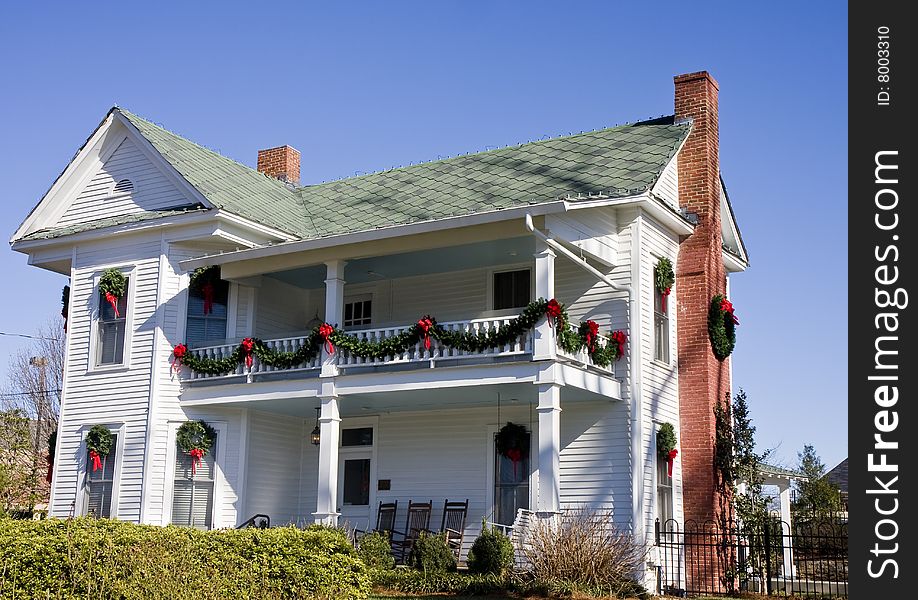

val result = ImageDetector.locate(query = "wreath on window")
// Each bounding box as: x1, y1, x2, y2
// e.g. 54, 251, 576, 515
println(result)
189, 266, 221, 315
708, 294, 738, 361
99, 268, 127, 318
657, 422, 678, 477
654, 258, 675, 312
86, 425, 113, 472
496, 422, 529, 477
176, 420, 216, 475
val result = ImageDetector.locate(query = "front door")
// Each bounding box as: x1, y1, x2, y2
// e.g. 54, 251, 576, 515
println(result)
337, 424, 375, 530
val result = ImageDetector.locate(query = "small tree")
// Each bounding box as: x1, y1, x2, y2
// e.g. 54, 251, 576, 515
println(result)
794, 445, 841, 515
0, 409, 35, 514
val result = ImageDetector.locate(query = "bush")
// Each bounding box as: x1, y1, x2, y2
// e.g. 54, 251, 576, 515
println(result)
370, 568, 506, 595
408, 531, 456, 574
0, 517, 371, 599
357, 531, 395, 569
522, 507, 647, 598
468, 523, 514, 575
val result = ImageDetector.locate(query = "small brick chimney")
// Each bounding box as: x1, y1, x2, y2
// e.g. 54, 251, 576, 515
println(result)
257, 145, 300, 184
674, 71, 731, 529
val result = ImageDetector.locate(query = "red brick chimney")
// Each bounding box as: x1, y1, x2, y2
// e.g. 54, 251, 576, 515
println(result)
674, 71, 731, 529
257, 145, 301, 184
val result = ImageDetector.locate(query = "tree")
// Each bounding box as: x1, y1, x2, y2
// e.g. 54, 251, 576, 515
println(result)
794, 445, 841, 515
1, 319, 64, 511
0, 409, 35, 514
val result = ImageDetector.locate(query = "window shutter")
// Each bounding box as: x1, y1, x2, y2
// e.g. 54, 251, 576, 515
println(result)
171, 481, 193, 526
86, 434, 117, 518
171, 433, 217, 529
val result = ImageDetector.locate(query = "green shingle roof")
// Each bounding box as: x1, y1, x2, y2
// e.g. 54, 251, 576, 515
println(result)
24, 109, 691, 242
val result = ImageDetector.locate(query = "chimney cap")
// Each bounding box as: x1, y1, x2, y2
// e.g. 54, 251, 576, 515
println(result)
674, 71, 719, 90
257, 145, 301, 184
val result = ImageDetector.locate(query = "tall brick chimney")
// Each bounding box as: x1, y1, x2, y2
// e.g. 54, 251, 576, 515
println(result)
674, 71, 731, 530
257, 145, 300, 184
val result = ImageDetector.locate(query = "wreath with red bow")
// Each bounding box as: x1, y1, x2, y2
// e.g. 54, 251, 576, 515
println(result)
496, 422, 529, 477
86, 425, 113, 473
189, 266, 221, 315
99, 269, 127, 318
708, 294, 738, 360
657, 422, 678, 477
654, 258, 675, 312
176, 420, 216, 476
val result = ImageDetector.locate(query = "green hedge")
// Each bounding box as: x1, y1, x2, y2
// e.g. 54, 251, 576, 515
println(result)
0, 518, 371, 599
370, 568, 506, 595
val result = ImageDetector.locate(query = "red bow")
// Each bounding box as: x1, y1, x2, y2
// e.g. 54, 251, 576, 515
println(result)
506, 447, 522, 478
545, 299, 563, 329
46, 455, 53, 483
189, 448, 205, 475
201, 282, 215, 315
417, 317, 433, 350
318, 324, 335, 354
662, 287, 671, 312
105, 292, 120, 318
667, 449, 678, 477
89, 449, 102, 472
241, 337, 254, 368
611, 330, 627, 360
585, 320, 599, 351
172, 344, 187, 373
719, 298, 739, 325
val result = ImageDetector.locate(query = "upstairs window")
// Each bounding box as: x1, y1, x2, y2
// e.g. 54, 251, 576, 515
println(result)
344, 296, 372, 329
186, 278, 230, 348
172, 434, 217, 530
98, 279, 129, 365
654, 288, 670, 363
493, 269, 530, 311
85, 434, 117, 518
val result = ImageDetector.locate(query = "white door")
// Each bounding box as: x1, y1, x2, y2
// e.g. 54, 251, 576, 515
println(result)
337, 423, 376, 531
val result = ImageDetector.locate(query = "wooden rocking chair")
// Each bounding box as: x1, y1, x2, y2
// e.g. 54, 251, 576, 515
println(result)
390, 500, 432, 564
439, 499, 469, 559
355, 500, 398, 541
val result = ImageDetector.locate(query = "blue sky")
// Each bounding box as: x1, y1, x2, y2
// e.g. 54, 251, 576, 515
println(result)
0, 2, 847, 469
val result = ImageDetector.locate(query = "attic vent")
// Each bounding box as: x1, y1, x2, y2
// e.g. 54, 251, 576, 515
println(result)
112, 179, 134, 195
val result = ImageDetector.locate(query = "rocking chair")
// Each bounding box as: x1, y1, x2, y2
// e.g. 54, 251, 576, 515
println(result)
355, 500, 398, 541
390, 499, 432, 564
439, 499, 469, 559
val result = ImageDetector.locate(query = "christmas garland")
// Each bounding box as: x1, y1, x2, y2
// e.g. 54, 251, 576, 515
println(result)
86, 425, 113, 473
657, 422, 679, 477
172, 298, 628, 376
496, 422, 529, 477
189, 266, 221, 315
176, 420, 216, 475
708, 294, 738, 361
99, 268, 127, 318
61, 284, 70, 332
654, 258, 674, 312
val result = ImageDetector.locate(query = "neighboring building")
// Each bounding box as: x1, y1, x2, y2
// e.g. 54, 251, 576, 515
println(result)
11, 71, 746, 586
825, 458, 849, 512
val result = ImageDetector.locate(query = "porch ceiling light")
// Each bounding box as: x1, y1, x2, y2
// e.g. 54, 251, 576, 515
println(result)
311, 407, 321, 445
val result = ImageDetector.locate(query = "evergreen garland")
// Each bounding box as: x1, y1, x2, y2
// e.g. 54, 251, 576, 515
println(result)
654, 257, 675, 294
657, 422, 677, 459
708, 294, 738, 361
99, 269, 127, 299
86, 425, 114, 457
176, 420, 216, 455
174, 298, 628, 375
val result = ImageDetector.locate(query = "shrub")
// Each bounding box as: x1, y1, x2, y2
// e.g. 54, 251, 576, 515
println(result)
521, 507, 647, 598
357, 531, 395, 569
370, 568, 506, 595
468, 523, 514, 575
0, 517, 371, 599
408, 531, 456, 574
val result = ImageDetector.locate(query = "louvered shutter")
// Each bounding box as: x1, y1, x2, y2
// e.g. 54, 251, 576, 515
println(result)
171, 434, 217, 529
86, 434, 117, 518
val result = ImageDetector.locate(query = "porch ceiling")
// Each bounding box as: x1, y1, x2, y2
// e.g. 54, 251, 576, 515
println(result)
214, 382, 612, 418
265, 236, 536, 288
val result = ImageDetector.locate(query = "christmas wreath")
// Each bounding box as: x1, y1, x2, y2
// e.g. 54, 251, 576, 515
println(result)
708, 294, 738, 361
86, 425, 113, 472
189, 266, 221, 315
496, 422, 529, 477
654, 257, 675, 312
61, 284, 70, 332
657, 422, 678, 477
99, 268, 127, 318
176, 420, 216, 475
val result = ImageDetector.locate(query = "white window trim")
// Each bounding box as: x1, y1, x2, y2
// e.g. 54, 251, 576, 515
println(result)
338, 416, 378, 528
485, 423, 538, 525
163, 419, 229, 529
486, 263, 534, 313
75, 422, 126, 518
343, 293, 374, 329
87, 265, 137, 372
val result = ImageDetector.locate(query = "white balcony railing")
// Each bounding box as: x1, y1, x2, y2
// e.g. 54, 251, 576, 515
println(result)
556, 332, 616, 375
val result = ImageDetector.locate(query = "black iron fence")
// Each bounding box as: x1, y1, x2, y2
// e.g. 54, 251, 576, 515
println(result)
655, 516, 847, 598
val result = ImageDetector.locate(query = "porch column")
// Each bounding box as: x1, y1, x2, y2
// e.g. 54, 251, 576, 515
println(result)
322, 260, 346, 377
536, 383, 562, 514
532, 240, 556, 360
778, 482, 796, 578
313, 395, 341, 525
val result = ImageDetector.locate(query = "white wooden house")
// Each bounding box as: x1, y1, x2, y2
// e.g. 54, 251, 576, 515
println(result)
11, 71, 746, 583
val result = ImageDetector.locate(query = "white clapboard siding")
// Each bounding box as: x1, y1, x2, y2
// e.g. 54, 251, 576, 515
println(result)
638, 214, 683, 535
243, 410, 306, 526
651, 155, 680, 210
253, 278, 310, 338
58, 138, 193, 228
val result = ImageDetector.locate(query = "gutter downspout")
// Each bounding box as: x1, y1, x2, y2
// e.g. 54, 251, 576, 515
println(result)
524, 213, 645, 544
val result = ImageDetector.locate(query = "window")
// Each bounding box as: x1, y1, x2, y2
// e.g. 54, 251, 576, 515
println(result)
342, 458, 371, 506
85, 434, 117, 518
186, 279, 230, 348
98, 278, 128, 365
342, 427, 373, 447
493, 269, 530, 311
494, 430, 530, 525
171, 434, 217, 530
654, 288, 670, 363
656, 444, 674, 528
344, 296, 372, 328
